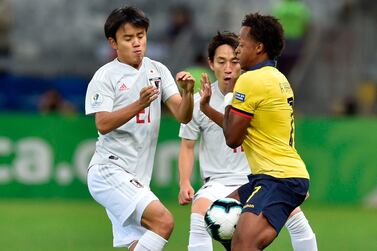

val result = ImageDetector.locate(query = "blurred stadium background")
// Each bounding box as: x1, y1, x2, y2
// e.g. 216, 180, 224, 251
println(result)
0, 0, 377, 250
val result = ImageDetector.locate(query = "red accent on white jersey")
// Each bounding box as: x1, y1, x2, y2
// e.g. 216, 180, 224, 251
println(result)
119, 83, 128, 91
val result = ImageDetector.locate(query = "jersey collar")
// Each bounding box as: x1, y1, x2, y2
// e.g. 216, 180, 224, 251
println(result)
247, 60, 276, 71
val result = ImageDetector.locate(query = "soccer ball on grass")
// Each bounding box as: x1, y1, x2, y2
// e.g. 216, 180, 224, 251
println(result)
204, 198, 243, 242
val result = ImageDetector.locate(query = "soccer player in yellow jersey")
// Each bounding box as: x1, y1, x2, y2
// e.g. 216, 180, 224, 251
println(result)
222, 13, 312, 251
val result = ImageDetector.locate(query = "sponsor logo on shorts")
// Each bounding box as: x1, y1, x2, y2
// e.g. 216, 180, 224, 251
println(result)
130, 179, 143, 188
244, 204, 254, 209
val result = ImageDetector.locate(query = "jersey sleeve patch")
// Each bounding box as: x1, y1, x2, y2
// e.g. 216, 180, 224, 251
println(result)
235, 92, 246, 102
91, 93, 104, 107
230, 106, 253, 119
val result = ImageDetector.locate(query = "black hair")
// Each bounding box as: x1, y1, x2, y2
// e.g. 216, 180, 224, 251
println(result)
104, 6, 149, 40
207, 31, 239, 62
241, 13, 285, 59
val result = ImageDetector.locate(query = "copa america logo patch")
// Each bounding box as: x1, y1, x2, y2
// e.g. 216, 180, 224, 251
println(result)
91, 93, 103, 107
235, 92, 246, 102
148, 77, 161, 89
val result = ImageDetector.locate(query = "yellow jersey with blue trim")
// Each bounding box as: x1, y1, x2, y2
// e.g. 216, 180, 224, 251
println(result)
230, 62, 309, 179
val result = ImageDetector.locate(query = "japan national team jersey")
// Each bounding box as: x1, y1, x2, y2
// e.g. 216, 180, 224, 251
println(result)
179, 82, 250, 185
85, 57, 179, 186
231, 65, 309, 179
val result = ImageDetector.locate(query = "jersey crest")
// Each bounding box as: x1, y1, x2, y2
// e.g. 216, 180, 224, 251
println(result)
149, 77, 161, 89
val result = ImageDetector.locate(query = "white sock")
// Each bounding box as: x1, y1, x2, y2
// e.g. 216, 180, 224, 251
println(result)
285, 211, 318, 251
134, 230, 167, 251
188, 213, 213, 251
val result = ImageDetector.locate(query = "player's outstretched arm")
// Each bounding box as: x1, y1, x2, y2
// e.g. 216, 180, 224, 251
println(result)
178, 138, 196, 205
165, 71, 195, 124
199, 73, 225, 128
95, 86, 159, 134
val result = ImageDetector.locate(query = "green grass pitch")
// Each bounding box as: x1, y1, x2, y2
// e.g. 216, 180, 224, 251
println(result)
0, 199, 376, 250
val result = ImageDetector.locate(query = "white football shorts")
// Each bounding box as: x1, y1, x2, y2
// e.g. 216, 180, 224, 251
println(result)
194, 180, 241, 202
87, 164, 158, 248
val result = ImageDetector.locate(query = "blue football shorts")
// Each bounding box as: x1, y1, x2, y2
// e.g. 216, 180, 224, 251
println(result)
238, 173, 309, 233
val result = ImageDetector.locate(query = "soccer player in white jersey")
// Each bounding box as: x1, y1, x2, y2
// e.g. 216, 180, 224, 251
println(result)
85, 6, 194, 251
178, 32, 317, 251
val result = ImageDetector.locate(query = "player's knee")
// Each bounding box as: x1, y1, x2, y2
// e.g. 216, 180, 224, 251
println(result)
255, 227, 276, 249
152, 209, 174, 239
161, 210, 175, 234
232, 229, 275, 250
232, 233, 255, 250
142, 201, 175, 239
191, 198, 212, 216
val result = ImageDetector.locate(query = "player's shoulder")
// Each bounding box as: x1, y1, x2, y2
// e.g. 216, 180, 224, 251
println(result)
237, 70, 256, 84
237, 69, 274, 92
92, 59, 119, 82
144, 57, 171, 73
235, 71, 259, 92
240, 68, 267, 81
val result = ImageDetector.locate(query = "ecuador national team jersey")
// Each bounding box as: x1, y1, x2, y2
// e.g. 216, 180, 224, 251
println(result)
231, 61, 309, 179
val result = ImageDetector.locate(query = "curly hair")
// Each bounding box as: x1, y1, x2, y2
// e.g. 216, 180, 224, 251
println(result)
207, 31, 239, 62
241, 13, 285, 60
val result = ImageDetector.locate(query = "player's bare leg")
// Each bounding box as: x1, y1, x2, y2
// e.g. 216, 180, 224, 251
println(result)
226, 188, 240, 201
232, 212, 277, 251
131, 200, 174, 251
141, 200, 174, 238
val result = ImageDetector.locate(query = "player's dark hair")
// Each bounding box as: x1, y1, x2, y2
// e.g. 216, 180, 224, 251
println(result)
104, 6, 149, 40
241, 13, 285, 60
207, 31, 239, 62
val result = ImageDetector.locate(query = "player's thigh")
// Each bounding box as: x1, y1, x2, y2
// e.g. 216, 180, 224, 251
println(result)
289, 206, 302, 218
232, 212, 277, 249
87, 164, 152, 223
141, 200, 174, 232
227, 188, 241, 201
191, 197, 213, 215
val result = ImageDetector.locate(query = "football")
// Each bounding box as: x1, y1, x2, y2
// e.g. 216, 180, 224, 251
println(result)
204, 198, 243, 242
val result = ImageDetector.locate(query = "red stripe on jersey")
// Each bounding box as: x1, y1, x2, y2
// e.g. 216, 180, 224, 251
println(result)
230, 107, 253, 119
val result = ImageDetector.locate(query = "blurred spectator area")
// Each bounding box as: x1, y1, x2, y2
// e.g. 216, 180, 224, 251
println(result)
0, 0, 376, 115
0, 73, 88, 113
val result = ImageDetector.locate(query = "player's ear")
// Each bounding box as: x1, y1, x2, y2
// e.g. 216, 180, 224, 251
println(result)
208, 58, 214, 71
256, 42, 264, 55
108, 37, 118, 50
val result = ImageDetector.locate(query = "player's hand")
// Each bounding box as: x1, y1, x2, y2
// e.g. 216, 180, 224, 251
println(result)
178, 182, 195, 205
176, 71, 195, 93
138, 86, 159, 108
199, 73, 212, 109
